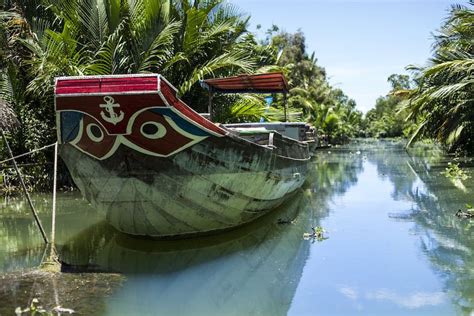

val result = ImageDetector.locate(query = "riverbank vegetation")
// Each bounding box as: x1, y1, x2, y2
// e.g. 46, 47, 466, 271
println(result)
0, 0, 473, 191
364, 2, 473, 154
363, 74, 413, 139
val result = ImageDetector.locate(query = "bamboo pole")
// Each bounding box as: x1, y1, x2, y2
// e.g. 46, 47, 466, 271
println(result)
44, 142, 60, 271
51, 142, 58, 245
1, 128, 49, 243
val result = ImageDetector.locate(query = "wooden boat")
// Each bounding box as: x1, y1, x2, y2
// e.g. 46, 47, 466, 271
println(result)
55, 73, 310, 238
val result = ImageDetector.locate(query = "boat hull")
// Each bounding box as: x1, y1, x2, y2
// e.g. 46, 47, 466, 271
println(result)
60, 133, 308, 238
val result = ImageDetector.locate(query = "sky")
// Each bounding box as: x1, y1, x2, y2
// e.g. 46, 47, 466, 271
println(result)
236, 0, 461, 113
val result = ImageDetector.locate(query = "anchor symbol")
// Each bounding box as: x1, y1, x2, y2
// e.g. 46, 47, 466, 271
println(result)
100, 96, 124, 125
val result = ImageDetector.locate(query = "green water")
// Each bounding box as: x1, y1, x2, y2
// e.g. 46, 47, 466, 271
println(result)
1, 140, 473, 315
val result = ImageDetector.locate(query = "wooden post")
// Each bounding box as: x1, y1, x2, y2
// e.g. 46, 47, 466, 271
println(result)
46, 142, 59, 266
283, 93, 288, 122
1, 128, 49, 244
208, 90, 213, 121
51, 142, 58, 245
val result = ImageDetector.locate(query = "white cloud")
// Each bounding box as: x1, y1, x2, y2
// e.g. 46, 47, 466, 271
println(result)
339, 287, 359, 300
338, 286, 446, 309
365, 289, 446, 309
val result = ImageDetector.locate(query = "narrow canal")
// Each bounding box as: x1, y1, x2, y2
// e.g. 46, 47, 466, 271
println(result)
1, 140, 472, 315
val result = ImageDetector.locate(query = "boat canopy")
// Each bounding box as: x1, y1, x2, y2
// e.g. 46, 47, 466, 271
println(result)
201, 73, 289, 94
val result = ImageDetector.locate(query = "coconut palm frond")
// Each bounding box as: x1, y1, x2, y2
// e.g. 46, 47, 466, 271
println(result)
0, 70, 14, 106
76, 0, 109, 50
429, 81, 473, 100
445, 123, 466, 145
138, 21, 181, 72
0, 11, 20, 21
404, 4, 474, 151
178, 50, 255, 94
424, 59, 474, 79
86, 27, 128, 75
227, 95, 268, 122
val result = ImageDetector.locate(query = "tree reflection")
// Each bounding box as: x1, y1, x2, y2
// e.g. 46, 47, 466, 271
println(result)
0, 148, 366, 315
408, 169, 473, 314
364, 140, 473, 314
308, 147, 364, 219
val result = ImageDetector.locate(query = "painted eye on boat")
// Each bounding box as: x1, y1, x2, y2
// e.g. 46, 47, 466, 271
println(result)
140, 122, 167, 139
86, 123, 104, 142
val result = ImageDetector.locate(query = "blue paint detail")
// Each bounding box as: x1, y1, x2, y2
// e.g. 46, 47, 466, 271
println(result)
61, 112, 83, 143
150, 108, 211, 137
59, 108, 211, 142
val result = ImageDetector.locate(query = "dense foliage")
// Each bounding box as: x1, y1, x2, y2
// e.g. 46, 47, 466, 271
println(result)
0, 0, 358, 190
402, 2, 473, 153
1, 0, 260, 137
363, 74, 412, 138
3, 0, 470, 191
0, 0, 265, 190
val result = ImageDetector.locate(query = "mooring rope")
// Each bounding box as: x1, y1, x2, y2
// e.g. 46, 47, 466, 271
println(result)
0, 143, 56, 165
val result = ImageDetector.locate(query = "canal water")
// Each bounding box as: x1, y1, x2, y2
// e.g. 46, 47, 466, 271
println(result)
0, 140, 473, 315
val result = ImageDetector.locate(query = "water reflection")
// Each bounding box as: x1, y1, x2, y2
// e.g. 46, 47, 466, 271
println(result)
358, 139, 473, 314
57, 193, 309, 315
2, 140, 471, 315
0, 193, 103, 273
54, 151, 364, 315
407, 160, 474, 314
0, 149, 364, 315
308, 147, 364, 218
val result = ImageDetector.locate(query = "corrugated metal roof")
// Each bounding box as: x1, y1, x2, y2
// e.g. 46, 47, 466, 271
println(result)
202, 73, 289, 94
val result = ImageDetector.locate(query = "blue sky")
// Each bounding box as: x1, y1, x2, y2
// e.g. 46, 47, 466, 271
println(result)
236, 0, 460, 112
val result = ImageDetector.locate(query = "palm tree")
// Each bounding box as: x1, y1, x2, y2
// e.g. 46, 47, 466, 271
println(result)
12, 0, 257, 98
2, 0, 263, 124
0, 0, 268, 188
404, 2, 474, 152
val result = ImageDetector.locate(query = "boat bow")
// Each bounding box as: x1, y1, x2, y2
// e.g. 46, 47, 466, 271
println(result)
56, 74, 226, 160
